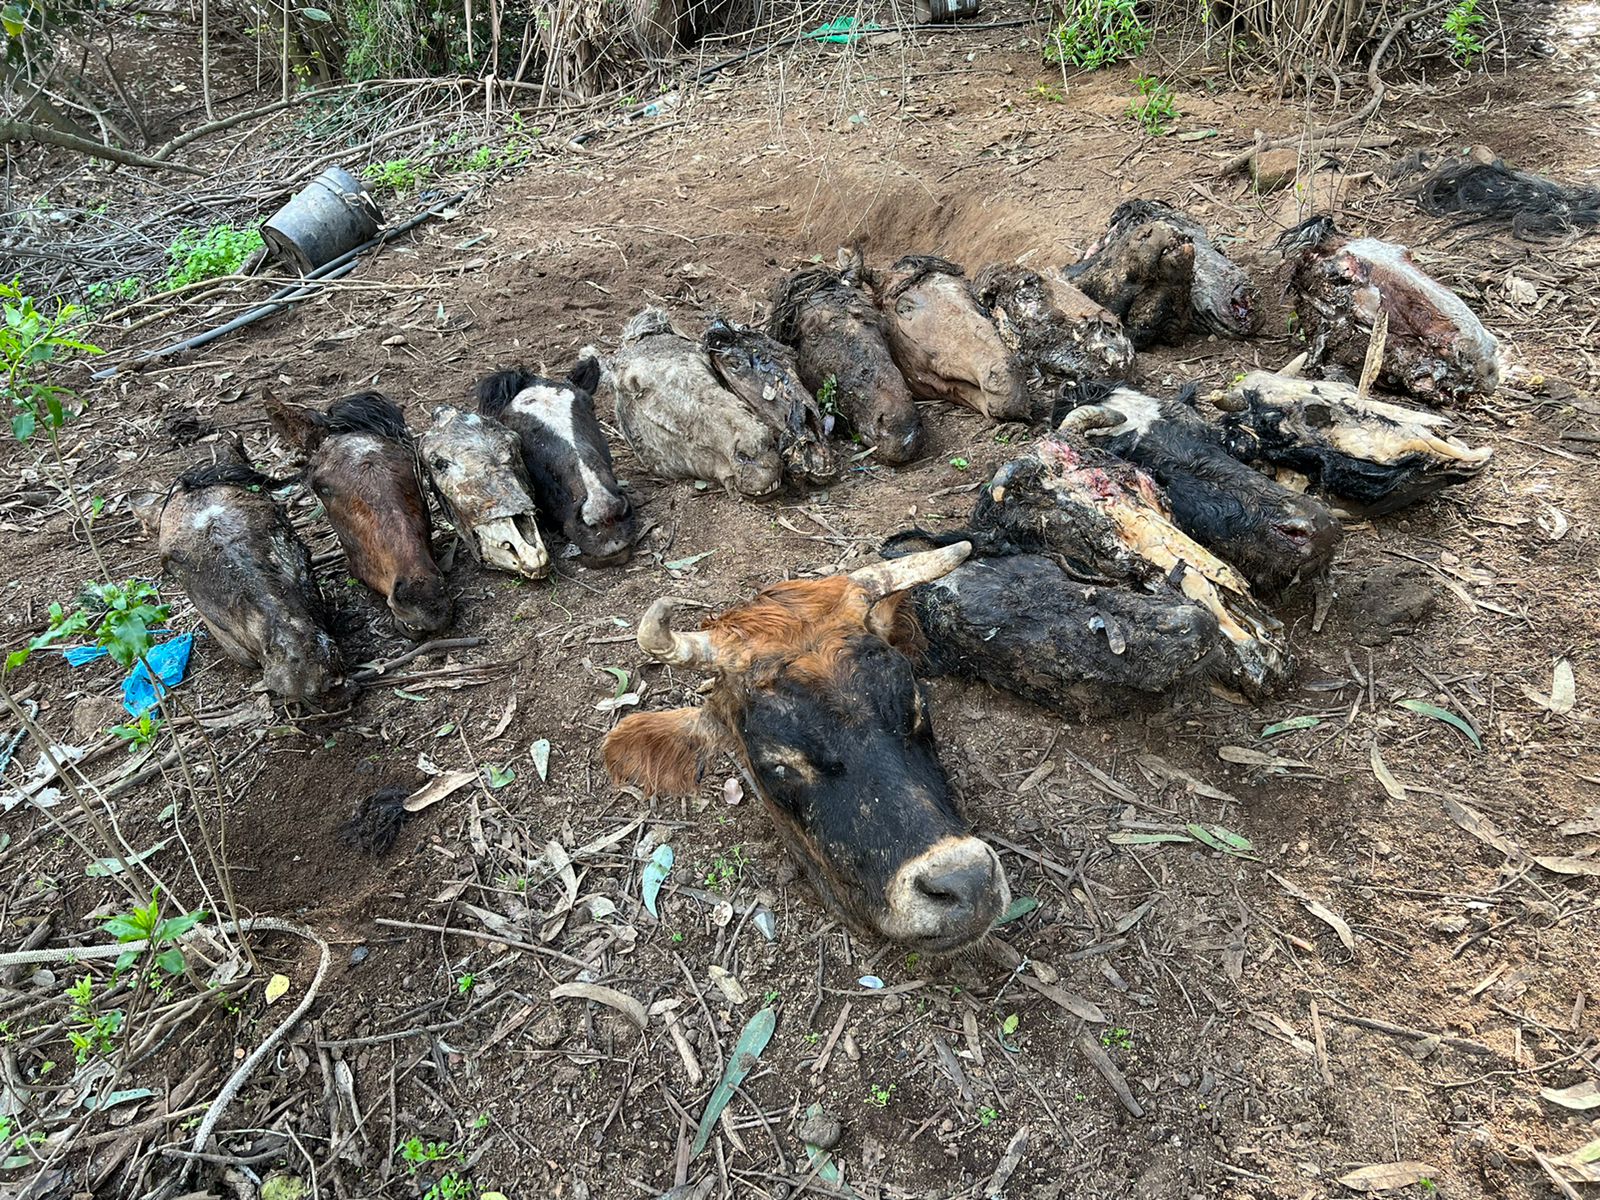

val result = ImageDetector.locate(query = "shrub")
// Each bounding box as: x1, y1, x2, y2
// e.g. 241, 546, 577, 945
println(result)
1044, 0, 1151, 69
1127, 75, 1178, 133
166, 226, 263, 289
1444, 0, 1486, 65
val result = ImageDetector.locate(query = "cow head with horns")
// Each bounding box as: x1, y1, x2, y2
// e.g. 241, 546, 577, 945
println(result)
604, 544, 1011, 952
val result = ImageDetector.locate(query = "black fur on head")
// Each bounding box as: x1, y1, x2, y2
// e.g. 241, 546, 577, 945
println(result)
323, 391, 412, 443
880, 526, 1020, 560
1416, 157, 1600, 238
1272, 215, 1340, 258
768, 266, 852, 345
172, 438, 288, 494
476, 359, 601, 420
880, 254, 966, 302
338, 785, 410, 855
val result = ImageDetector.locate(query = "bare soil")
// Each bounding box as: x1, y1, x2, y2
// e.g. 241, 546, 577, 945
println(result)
2, 7, 1598, 1200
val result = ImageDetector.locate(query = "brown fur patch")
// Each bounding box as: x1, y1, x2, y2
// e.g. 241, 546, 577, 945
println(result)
603, 708, 725, 796
704, 577, 922, 674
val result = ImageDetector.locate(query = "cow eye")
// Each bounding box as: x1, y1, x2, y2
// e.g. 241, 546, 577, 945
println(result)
430, 456, 450, 471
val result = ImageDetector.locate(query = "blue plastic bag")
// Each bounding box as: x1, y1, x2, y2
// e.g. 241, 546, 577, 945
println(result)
122, 634, 194, 716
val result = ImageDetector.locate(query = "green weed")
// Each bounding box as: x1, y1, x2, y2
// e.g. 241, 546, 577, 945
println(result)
166, 226, 263, 289
363, 157, 429, 195
109, 713, 162, 753
65, 976, 122, 1064
1043, 0, 1151, 69
1127, 76, 1178, 134
866, 1082, 896, 1107
1101, 1025, 1134, 1052
978, 1105, 999, 1127
816, 374, 839, 416
103, 890, 207, 976
1, 279, 102, 445
704, 845, 749, 894
6, 578, 169, 675
1444, 0, 1486, 65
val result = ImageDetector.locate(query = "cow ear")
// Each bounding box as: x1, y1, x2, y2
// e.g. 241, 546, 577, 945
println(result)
566, 355, 602, 398
603, 708, 722, 797
865, 592, 925, 654
264, 392, 326, 452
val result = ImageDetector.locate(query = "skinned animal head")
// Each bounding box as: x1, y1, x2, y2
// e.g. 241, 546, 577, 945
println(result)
419, 406, 551, 580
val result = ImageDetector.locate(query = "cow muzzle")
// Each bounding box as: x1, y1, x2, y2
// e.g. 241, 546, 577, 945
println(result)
881, 835, 1010, 951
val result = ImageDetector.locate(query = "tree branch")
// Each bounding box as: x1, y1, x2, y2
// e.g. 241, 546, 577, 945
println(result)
0, 119, 206, 175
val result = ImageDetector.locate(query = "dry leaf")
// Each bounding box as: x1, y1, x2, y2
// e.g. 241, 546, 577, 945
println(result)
708, 965, 748, 1005
1219, 745, 1309, 771
1551, 660, 1576, 714
1558, 806, 1600, 837
1268, 871, 1356, 951
1532, 854, 1600, 878
1370, 743, 1405, 801
1135, 754, 1241, 805
1444, 798, 1519, 858
404, 769, 477, 814
549, 982, 647, 1028
1541, 1081, 1600, 1111
264, 974, 290, 1005
1336, 1161, 1437, 1192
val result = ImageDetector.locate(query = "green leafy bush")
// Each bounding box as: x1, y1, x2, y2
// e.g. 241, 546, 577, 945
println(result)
166, 226, 263, 289
1444, 0, 1486, 65
1, 280, 101, 443
363, 157, 429, 194
1044, 0, 1151, 69
1127, 75, 1178, 134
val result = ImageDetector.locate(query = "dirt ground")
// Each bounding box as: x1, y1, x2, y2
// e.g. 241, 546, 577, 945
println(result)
2, 4, 1599, 1199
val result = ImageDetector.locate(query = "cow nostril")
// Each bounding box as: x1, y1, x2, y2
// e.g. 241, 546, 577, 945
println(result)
1274, 519, 1314, 547
913, 859, 993, 915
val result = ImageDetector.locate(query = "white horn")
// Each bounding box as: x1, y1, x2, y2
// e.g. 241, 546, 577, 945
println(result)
848, 542, 972, 599
1277, 352, 1308, 379
1055, 404, 1122, 435
637, 598, 720, 669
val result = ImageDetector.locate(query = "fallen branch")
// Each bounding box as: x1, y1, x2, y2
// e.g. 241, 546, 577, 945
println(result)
0, 119, 206, 176
1218, 0, 1449, 177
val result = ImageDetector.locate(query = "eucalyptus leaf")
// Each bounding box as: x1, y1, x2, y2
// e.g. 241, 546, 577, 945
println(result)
691, 1007, 777, 1157
1397, 699, 1481, 749
530, 738, 550, 781
641, 843, 673, 918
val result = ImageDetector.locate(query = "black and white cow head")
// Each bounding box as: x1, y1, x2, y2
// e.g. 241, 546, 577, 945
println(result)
476, 359, 639, 566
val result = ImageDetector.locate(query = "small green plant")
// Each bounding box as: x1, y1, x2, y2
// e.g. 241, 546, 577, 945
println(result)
1100, 1025, 1134, 1052
1443, 0, 1486, 65
1044, 0, 1150, 69
456, 973, 476, 994
2, 280, 102, 444
804, 1031, 820, 1045
363, 157, 429, 195
6, 579, 169, 675
671, 930, 684, 943
103, 890, 207, 976
65, 976, 122, 1064
399, 1136, 453, 1170
704, 845, 750, 894
949, 456, 970, 470
166, 225, 263, 289
398, 1135, 473, 1200
1127, 76, 1178, 135
866, 1082, 896, 1107
978, 1105, 999, 1127
816, 374, 839, 416
1417, 1179, 1438, 1194
1030, 80, 1066, 102
109, 713, 162, 753
85, 276, 142, 310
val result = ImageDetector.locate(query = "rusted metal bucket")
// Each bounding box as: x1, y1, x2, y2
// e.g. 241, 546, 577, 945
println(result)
261, 166, 384, 275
